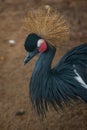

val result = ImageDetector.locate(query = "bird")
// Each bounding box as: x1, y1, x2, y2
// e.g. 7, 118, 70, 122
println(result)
23, 6, 87, 116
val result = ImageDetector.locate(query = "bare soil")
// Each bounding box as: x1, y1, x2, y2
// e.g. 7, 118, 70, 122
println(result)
0, 0, 87, 130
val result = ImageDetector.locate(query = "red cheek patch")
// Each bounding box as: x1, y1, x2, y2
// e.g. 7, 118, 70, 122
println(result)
38, 42, 47, 52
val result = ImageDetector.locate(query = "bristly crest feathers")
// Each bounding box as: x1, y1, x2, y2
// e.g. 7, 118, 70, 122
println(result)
24, 5, 69, 47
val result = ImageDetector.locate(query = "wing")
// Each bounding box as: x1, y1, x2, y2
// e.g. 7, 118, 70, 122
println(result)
54, 43, 87, 84
55, 43, 87, 68
49, 43, 87, 109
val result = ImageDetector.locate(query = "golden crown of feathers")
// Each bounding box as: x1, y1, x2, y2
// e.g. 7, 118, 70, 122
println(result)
24, 5, 69, 47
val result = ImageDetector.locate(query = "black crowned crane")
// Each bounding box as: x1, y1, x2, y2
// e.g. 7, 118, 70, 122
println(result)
23, 6, 87, 116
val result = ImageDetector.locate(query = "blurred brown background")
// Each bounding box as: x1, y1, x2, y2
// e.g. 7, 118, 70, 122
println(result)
0, 0, 87, 130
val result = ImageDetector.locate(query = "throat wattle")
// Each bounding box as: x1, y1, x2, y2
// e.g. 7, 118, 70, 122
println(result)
38, 42, 47, 52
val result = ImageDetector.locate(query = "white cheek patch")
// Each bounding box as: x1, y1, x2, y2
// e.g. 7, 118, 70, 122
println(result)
73, 64, 87, 89
37, 39, 45, 47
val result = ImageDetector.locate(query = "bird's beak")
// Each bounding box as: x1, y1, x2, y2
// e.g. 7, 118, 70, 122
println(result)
23, 49, 39, 65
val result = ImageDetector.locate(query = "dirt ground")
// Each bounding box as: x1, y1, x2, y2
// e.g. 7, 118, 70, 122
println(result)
0, 0, 87, 130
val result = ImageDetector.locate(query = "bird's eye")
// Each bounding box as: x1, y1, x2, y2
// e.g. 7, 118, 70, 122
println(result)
37, 39, 47, 52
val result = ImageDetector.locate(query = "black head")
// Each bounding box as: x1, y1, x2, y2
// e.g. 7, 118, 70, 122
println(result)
24, 33, 41, 52
24, 33, 47, 64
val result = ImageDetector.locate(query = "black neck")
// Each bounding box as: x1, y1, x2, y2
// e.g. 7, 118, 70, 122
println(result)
29, 44, 56, 114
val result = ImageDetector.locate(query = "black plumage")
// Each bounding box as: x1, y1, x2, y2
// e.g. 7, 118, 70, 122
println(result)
24, 33, 87, 116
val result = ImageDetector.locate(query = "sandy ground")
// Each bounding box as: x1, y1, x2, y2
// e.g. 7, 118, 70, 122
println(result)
0, 0, 87, 130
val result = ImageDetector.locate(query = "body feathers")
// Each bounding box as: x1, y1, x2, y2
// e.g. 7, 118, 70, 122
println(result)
30, 43, 87, 116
